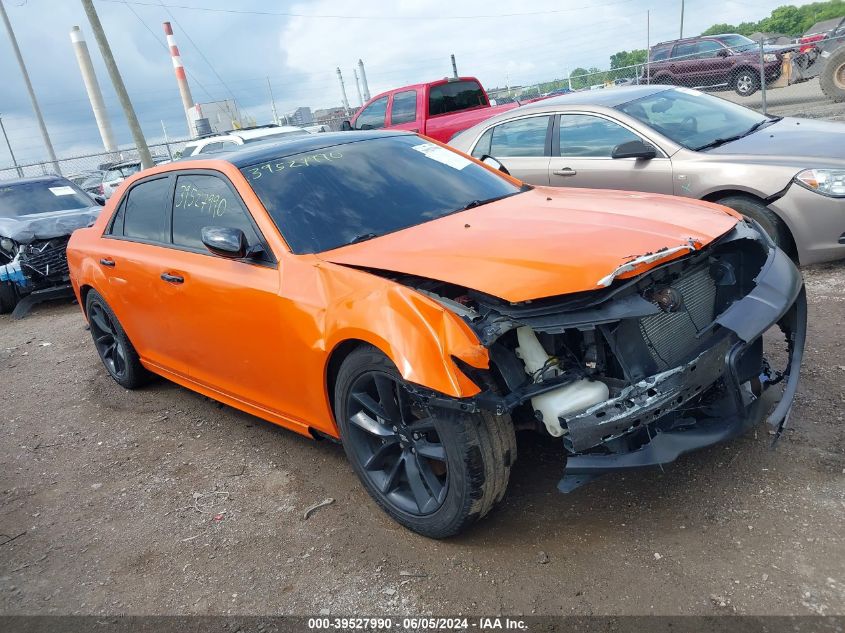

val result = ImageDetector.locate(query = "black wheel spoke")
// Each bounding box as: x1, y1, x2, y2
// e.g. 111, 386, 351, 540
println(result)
363, 438, 400, 471
396, 384, 412, 423
89, 309, 112, 335
415, 453, 446, 503
374, 374, 402, 422
351, 390, 387, 420
380, 454, 403, 494
415, 440, 446, 462
349, 410, 394, 438
404, 455, 435, 514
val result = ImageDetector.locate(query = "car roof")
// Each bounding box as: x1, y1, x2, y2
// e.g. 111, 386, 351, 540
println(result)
186, 130, 412, 168
0, 175, 69, 187
519, 85, 672, 110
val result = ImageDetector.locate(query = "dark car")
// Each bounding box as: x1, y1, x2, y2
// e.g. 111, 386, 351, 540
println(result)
0, 176, 103, 317
645, 33, 797, 96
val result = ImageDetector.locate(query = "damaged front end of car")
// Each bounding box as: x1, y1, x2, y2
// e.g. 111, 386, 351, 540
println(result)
396, 220, 807, 492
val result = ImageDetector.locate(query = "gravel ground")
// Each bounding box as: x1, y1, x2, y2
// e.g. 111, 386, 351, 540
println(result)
0, 262, 843, 617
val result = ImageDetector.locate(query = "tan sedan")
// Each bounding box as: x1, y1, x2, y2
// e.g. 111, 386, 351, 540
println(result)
449, 85, 845, 265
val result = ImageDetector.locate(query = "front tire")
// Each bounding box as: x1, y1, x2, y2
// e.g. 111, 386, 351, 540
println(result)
733, 69, 760, 96
716, 194, 793, 254
0, 281, 19, 315
335, 346, 516, 538
85, 289, 150, 389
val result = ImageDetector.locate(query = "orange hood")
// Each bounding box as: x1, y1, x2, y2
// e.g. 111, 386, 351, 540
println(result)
319, 187, 739, 303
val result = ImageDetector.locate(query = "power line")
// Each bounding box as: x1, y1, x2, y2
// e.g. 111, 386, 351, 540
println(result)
97, 0, 638, 20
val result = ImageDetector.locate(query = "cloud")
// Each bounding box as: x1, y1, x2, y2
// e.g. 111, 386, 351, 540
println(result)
0, 0, 822, 166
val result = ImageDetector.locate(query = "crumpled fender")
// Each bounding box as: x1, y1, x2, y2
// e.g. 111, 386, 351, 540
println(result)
314, 260, 488, 399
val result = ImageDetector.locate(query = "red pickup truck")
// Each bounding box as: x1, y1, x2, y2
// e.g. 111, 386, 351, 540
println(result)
343, 76, 519, 142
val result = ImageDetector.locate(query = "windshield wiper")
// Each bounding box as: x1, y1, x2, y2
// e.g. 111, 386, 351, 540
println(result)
459, 189, 526, 212
694, 118, 777, 151
346, 232, 379, 245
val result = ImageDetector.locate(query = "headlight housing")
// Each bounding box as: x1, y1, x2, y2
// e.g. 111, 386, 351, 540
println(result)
795, 169, 845, 197
763, 53, 778, 62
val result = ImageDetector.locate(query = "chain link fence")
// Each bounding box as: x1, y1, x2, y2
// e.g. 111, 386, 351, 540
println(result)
510, 33, 845, 121
3, 32, 844, 181
0, 139, 192, 182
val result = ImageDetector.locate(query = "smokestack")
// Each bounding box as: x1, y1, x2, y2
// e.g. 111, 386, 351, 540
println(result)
451, 54, 458, 79
352, 68, 363, 107
357, 59, 371, 102
162, 21, 195, 137
336, 67, 350, 113
70, 26, 117, 152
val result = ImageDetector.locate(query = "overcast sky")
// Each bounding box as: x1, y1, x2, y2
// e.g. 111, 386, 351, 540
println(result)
0, 0, 819, 165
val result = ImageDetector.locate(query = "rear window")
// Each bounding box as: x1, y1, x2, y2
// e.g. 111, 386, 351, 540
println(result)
0, 180, 93, 217
428, 80, 487, 116
242, 135, 523, 254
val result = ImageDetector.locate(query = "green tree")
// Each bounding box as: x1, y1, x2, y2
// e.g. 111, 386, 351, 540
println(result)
610, 49, 647, 69
700, 0, 845, 37
569, 67, 590, 89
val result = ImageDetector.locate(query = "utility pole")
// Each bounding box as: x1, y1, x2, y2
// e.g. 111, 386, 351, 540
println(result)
679, 0, 684, 39
646, 10, 651, 85
451, 54, 458, 78
1, 0, 61, 175
80, 0, 152, 168
0, 114, 23, 177
267, 77, 280, 125
70, 26, 117, 153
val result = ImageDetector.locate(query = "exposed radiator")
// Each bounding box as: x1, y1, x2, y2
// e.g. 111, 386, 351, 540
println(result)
638, 266, 717, 370
20, 237, 70, 280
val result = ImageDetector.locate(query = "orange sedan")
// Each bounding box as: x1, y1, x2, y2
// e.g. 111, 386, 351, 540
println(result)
67, 131, 806, 537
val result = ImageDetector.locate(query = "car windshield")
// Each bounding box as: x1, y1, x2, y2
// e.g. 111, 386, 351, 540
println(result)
616, 88, 769, 150
243, 135, 524, 254
0, 180, 93, 218
715, 34, 757, 51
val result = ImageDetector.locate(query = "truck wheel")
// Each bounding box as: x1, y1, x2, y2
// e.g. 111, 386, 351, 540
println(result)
716, 195, 793, 255
335, 345, 516, 538
85, 289, 150, 389
733, 69, 760, 97
0, 281, 19, 315
820, 47, 845, 103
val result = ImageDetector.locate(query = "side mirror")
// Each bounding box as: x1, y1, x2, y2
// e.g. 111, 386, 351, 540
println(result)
93, 195, 106, 206
201, 226, 249, 259
611, 140, 657, 160
717, 49, 730, 57
479, 154, 511, 175
340, 120, 353, 131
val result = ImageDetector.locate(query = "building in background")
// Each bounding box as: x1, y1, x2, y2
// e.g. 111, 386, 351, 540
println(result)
289, 107, 314, 127
190, 99, 253, 134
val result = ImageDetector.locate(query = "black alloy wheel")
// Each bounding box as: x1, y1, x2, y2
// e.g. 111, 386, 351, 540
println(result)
345, 371, 448, 516
89, 301, 127, 379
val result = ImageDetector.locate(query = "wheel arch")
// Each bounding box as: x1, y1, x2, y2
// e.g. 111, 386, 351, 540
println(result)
703, 190, 799, 260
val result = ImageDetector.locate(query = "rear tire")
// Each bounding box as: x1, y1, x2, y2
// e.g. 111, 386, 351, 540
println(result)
0, 281, 19, 315
335, 346, 516, 538
715, 195, 792, 253
733, 69, 760, 96
85, 289, 150, 389
820, 47, 845, 103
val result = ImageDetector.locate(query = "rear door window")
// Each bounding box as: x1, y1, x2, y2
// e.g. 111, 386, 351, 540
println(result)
172, 174, 260, 252
428, 80, 486, 116
487, 116, 551, 157
120, 176, 171, 243
355, 96, 389, 130
672, 42, 698, 59
390, 90, 418, 125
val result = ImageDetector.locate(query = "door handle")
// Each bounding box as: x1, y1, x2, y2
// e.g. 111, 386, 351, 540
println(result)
553, 168, 577, 176
99, 258, 115, 267
160, 272, 184, 284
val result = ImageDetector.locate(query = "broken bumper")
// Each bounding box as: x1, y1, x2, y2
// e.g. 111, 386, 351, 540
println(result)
559, 244, 807, 492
